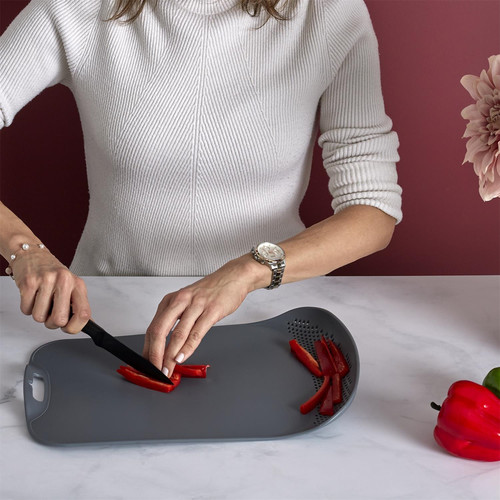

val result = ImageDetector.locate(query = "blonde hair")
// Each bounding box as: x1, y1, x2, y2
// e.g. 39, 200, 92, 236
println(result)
108, 0, 289, 23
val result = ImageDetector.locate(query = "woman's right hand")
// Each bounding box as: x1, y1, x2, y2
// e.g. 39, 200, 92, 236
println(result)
11, 248, 91, 334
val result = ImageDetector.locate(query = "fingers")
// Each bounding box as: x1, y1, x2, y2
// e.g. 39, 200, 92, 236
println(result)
143, 259, 255, 375
31, 282, 56, 325
144, 272, 249, 376
16, 262, 90, 333
19, 275, 41, 317
144, 292, 186, 371
144, 289, 221, 375
62, 279, 91, 334
43, 279, 72, 330
42, 271, 74, 328
162, 309, 219, 376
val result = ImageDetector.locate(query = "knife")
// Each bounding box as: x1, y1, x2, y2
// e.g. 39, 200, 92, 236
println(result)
82, 319, 173, 385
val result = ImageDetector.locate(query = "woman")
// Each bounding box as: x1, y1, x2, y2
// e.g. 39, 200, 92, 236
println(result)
0, 0, 402, 378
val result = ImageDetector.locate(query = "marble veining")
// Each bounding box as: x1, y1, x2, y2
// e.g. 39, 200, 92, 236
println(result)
0, 276, 499, 500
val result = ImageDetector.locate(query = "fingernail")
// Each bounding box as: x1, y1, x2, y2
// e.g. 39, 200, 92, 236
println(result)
175, 352, 184, 363
162, 367, 169, 377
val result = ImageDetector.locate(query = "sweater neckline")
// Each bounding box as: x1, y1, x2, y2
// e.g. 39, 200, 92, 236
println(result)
172, 0, 240, 15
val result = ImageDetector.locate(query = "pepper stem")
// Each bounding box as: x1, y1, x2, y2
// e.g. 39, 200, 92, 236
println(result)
430, 402, 441, 411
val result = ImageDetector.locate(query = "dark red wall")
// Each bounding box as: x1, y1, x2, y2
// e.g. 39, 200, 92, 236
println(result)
1, 0, 499, 275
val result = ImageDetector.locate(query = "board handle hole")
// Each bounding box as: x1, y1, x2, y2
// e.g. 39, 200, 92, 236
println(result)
31, 374, 45, 402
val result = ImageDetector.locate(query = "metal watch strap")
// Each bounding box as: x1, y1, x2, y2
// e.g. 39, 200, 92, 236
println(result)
267, 261, 285, 290
251, 245, 286, 290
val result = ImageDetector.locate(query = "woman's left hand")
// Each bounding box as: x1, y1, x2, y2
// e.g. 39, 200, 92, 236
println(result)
143, 254, 267, 377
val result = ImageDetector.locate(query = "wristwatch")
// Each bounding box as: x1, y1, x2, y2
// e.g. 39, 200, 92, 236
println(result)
251, 242, 286, 290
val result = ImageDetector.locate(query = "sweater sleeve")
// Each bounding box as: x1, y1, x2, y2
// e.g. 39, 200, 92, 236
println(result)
318, 0, 403, 223
0, 0, 100, 128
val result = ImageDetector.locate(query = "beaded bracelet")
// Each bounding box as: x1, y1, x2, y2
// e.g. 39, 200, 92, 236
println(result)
5, 242, 47, 280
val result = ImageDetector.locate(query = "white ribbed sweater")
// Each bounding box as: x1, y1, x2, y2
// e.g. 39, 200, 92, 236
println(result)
0, 0, 402, 276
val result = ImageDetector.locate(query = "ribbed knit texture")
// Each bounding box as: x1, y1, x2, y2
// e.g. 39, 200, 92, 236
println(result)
0, 0, 402, 276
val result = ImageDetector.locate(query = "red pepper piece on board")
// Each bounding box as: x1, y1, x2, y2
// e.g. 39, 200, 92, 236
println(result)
174, 364, 210, 378
325, 337, 349, 377
314, 339, 337, 376
289, 339, 322, 377
431, 380, 500, 462
117, 365, 182, 393
300, 376, 331, 414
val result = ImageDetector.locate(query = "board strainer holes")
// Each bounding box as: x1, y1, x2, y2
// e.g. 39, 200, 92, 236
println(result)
287, 318, 322, 352
31, 374, 45, 402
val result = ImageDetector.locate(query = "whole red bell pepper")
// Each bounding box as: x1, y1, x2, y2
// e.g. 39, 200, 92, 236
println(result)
431, 380, 500, 462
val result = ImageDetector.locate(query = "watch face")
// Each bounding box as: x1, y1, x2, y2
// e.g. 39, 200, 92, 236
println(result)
257, 242, 285, 261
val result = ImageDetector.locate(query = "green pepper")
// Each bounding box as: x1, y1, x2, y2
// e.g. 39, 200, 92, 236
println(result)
483, 367, 500, 399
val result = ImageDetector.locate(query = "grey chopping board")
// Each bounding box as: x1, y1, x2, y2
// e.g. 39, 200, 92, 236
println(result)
23, 307, 360, 446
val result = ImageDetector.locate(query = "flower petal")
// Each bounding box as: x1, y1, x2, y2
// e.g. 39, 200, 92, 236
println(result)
465, 145, 489, 171
477, 100, 493, 116
461, 103, 483, 121
477, 79, 494, 99
479, 171, 500, 201
466, 135, 489, 156
487, 134, 499, 146
463, 122, 487, 138
481, 151, 496, 180
461, 75, 481, 100
479, 69, 494, 89
488, 55, 500, 83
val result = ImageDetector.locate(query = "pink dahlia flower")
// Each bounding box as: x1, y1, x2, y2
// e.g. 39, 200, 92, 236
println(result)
460, 54, 500, 201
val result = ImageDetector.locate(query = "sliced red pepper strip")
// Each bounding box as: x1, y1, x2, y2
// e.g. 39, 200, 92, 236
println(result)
319, 374, 343, 416
174, 364, 210, 378
117, 365, 181, 393
289, 339, 322, 377
300, 376, 331, 414
330, 373, 343, 404
319, 381, 335, 416
314, 339, 337, 376
325, 337, 349, 377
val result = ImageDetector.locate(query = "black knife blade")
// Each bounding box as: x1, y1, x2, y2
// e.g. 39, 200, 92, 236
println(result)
82, 319, 173, 385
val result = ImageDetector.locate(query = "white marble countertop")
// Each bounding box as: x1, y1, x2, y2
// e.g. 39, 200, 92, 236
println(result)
1, 275, 499, 500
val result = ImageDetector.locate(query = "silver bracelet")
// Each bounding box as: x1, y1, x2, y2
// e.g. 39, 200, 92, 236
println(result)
5, 242, 47, 280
